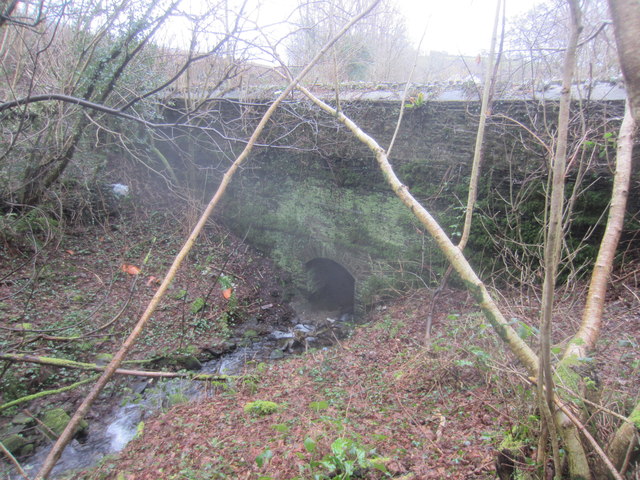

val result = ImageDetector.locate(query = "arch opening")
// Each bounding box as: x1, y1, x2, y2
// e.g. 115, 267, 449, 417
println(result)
304, 258, 355, 314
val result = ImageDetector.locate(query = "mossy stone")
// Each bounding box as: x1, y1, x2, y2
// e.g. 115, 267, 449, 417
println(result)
11, 412, 34, 426
269, 349, 284, 360
177, 355, 202, 371
1, 423, 23, 437
1, 433, 26, 454
79, 419, 89, 433
20, 443, 34, 456
243, 400, 280, 416
40, 408, 88, 439
41, 408, 71, 438
243, 329, 259, 338
184, 345, 199, 355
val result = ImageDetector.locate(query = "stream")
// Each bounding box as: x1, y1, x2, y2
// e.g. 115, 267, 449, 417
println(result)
11, 298, 352, 479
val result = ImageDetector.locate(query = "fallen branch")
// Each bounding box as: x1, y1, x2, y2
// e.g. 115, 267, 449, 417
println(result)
0, 353, 233, 382
0, 374, 100, 412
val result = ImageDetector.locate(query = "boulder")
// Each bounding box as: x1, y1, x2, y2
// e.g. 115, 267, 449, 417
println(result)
40, 408, 88, 439
1, 433, 26, 454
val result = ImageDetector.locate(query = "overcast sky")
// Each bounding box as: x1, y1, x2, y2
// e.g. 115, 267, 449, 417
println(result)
246, 0, 545, 56
173, 0, 544, 58
393, 0, 542, 55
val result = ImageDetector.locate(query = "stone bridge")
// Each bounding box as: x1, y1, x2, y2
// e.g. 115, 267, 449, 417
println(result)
161, 82, 631, 313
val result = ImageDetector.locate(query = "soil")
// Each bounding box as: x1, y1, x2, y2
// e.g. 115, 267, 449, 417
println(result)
1, 212, 639, 479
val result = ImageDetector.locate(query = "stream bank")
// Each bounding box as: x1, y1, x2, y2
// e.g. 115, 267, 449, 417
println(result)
10, 295, 355, 479
1, 214, 352, 478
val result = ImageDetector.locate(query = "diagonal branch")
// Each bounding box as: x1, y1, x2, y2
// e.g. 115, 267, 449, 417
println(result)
33, 2, 382, 478
294, 83, 540, 377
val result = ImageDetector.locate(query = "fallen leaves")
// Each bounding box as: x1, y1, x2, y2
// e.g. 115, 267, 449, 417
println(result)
121, 264, 141, 275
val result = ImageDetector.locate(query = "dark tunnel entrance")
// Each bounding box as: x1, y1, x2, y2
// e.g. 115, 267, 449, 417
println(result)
304, 258, 355, 314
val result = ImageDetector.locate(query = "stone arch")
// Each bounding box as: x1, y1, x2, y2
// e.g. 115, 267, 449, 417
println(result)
304, 258, 355, 314
299, 241, 373, 316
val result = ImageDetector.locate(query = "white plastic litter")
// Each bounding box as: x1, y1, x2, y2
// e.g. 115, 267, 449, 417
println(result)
109, 184, 129, 197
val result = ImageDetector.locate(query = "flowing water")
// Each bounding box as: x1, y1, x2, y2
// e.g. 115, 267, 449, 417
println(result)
11, 298, 351, 479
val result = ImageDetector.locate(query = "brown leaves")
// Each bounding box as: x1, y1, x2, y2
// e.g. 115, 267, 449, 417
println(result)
121, 264, 141, 275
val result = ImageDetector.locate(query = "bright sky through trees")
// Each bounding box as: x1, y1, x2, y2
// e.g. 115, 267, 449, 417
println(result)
163, 0, 543, 61
397, 0, 541, 54
248, 0, 542, 56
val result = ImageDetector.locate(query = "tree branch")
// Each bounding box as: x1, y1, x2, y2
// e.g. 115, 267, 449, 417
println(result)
33, 2, 382, 477
0, 353, 232, 383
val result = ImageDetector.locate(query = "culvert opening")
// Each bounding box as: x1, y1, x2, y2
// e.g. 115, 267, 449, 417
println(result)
304, 258, 355, 314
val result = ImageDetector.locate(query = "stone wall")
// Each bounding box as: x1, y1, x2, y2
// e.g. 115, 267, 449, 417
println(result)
161, 97, 635, 311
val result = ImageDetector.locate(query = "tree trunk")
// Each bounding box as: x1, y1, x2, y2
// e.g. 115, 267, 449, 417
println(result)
564, 101, 635, 358
539, 1, 586, 477
588, 2, 640, 474
608, 0, 640, 120
458, 0, 501, 253
606, 400, 640, 476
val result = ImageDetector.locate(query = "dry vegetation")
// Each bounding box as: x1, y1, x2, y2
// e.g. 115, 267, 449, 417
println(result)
26, 239, 633, 480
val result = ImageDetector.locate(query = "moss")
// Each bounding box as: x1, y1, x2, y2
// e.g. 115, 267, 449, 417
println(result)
1, 433, 26, 454
166, 393, 188, 408
20, 443, 34, 456
177, 355, 202, 371
225, 171, 434, 304
134, 421, 145, 440
41, 408, 88, 439
184, 345, 199, 355
243, 329, 259, 338
95, 353, 113, 365
223, 124, 622, 301
555, 354, 592, 406
244, 400, 280, 416
11, 413, 34, 426
480, 307, 505, 337
629, 406, 640, 429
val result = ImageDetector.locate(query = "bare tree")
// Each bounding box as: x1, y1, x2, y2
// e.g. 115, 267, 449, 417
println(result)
286, 0, 415, 82
0, 0, 250, 214
504, 0, 618, 86
536, 2, 585, 476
